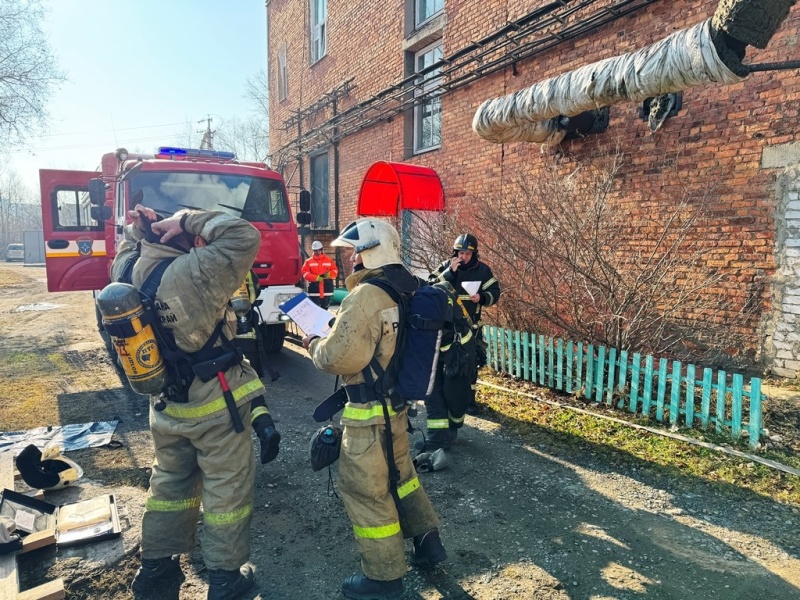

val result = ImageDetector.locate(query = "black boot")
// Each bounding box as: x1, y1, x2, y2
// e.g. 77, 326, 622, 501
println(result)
410, 528, 447, 567
415, 430, 452, 453
207, 564, 255, 600
341, 574, 403, 600
131, 556, 184, 594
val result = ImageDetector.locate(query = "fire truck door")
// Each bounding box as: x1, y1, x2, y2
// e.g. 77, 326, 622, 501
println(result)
40, 169, 110, 293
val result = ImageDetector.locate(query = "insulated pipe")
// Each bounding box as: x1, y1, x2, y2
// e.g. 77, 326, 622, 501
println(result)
472, 19, 743, 145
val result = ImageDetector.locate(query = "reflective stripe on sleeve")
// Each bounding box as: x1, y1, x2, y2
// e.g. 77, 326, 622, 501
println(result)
250, 405, 270, 422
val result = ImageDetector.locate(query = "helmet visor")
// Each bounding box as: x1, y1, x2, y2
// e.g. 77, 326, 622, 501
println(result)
332, 220, 380, 253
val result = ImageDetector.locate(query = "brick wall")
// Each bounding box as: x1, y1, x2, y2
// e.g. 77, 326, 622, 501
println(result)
268, 0, 800, 375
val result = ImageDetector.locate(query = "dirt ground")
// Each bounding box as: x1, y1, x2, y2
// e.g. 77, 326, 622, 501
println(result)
2, 262, 800, 600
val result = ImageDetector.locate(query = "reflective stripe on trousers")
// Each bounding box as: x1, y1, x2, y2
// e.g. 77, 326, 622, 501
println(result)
338, 410, 439, 580
143, 401, 255, 570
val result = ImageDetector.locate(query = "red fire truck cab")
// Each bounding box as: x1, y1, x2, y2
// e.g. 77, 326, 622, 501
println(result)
40, 146, 303, 353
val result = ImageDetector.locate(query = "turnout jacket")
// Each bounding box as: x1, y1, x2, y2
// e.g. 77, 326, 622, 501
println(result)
308, 266, 401, 428
430, 256, 501, 326
302, 253, 338, 298
110, 210, 266, 422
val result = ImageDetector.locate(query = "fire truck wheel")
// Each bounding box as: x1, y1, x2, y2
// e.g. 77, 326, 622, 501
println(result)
260, 323, 286, 353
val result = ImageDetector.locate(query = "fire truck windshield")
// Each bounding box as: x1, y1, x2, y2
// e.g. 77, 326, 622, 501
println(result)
129, 171, 290, 223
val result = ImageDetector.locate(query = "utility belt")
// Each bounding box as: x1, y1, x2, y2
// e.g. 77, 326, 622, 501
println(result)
344, 383, 374, 404
158, 343, 243, 404
313, 381, 407, 422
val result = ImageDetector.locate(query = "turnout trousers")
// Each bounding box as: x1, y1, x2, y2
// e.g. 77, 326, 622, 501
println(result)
141, 401, 255, 571
425, 364, 473, 443
338, 408, 440, 581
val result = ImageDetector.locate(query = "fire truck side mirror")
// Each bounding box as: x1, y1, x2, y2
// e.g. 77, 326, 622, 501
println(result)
88, 179, 107, 206
298, 189, 311, 212
296, 212, 312, 226
90, 205, 113, 222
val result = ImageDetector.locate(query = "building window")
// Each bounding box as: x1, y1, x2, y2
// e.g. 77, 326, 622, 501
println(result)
277, 43, 288, 101
310, 0, 327, 64
414, 41, 442, 154
310, 152, 330, 228
416, 0, 444, 27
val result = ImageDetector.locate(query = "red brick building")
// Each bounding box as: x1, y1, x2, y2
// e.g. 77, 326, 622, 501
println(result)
266, 0, 800, 376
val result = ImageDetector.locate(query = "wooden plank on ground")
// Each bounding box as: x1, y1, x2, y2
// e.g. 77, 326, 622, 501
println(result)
16, 579, 64, 600
19, 530, 56, 555
1, 452, 19, 600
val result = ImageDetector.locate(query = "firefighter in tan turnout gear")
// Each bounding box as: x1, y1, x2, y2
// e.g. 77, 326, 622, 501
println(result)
303, 218, 447, 600
110, 205, 280, 600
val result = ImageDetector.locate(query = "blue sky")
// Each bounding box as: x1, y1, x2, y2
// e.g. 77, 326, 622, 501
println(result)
7, 0, 267, 194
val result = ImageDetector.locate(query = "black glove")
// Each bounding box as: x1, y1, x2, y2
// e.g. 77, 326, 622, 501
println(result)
253, 415, 281, 464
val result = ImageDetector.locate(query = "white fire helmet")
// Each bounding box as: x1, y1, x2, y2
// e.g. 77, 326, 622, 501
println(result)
332, 218, 402, 269
311, 240, 323, 251
15, 444, 84, 491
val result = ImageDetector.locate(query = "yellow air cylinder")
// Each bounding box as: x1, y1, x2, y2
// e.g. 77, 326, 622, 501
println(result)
96, 282, 168, 395
230, 280, 252, 316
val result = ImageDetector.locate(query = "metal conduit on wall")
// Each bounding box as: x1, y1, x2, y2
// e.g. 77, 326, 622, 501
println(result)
272, 0, 663, 167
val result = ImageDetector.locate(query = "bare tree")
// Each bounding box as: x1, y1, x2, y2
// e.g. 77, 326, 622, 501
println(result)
476, 149, 762, 368
244, 69, 269, 116
0, 162, 40, 249
214, 114, 269, 163
213, 69, 269, 162
0, 0, 65, 150
392, 207, 466, 278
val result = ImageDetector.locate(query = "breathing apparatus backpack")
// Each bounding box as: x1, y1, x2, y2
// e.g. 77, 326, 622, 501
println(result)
99, 258, 244, 410
366, 274, 457, 405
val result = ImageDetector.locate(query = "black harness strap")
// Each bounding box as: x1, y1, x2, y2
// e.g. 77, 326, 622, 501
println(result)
139, 259, 243, 408
364, 358, 405, 518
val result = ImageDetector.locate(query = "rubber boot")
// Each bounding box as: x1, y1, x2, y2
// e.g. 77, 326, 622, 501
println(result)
131, 556, 184, 594
410, 528, 447, 567
341, 574, 403, 600
415, 430, 452, 453
207, 564, 255, 600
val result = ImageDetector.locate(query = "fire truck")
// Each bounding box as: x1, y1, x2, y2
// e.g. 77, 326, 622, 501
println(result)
39, 146, 309, 376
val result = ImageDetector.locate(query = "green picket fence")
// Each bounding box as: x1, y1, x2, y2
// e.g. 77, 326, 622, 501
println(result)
483, 326, 764, 449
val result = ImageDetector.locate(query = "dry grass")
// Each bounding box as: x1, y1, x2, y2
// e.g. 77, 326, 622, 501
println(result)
477, 370, 800, 505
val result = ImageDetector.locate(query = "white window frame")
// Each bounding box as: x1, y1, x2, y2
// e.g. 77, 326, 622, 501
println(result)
310, 0, 327, 64
415, 0, 444, 28
413, 41, 443, 154
277, 43, 288, 101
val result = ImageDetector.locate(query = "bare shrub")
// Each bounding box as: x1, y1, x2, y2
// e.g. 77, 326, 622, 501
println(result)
391, 205, 468, 278
474, 148, 760, 368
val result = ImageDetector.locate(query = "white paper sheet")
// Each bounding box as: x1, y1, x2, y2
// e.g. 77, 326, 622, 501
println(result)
461, 281, 481, 296
279, 293, 336, 338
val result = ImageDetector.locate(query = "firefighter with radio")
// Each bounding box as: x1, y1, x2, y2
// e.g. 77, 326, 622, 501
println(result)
429, 233, 501, 415
301, 240, 338, 309
105, 204, 280, 600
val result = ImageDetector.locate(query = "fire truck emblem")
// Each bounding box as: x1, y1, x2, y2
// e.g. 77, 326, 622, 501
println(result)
77, 239, 93, 256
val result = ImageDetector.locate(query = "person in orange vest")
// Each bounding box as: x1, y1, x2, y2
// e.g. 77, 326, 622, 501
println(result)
302, 240, 338, 309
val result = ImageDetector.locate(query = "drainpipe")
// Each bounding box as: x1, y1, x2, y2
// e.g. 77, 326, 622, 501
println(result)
332, 96, 342, 283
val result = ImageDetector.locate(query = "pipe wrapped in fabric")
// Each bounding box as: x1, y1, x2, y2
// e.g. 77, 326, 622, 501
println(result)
472, 19, 743, 145
713, 0, 797, 49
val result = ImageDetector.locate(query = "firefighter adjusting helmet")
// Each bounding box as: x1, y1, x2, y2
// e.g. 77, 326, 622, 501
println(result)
453, 233, 478, 253
332, 218, 402, 269
311, 240, 323, 251
15, 444, 84, 491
